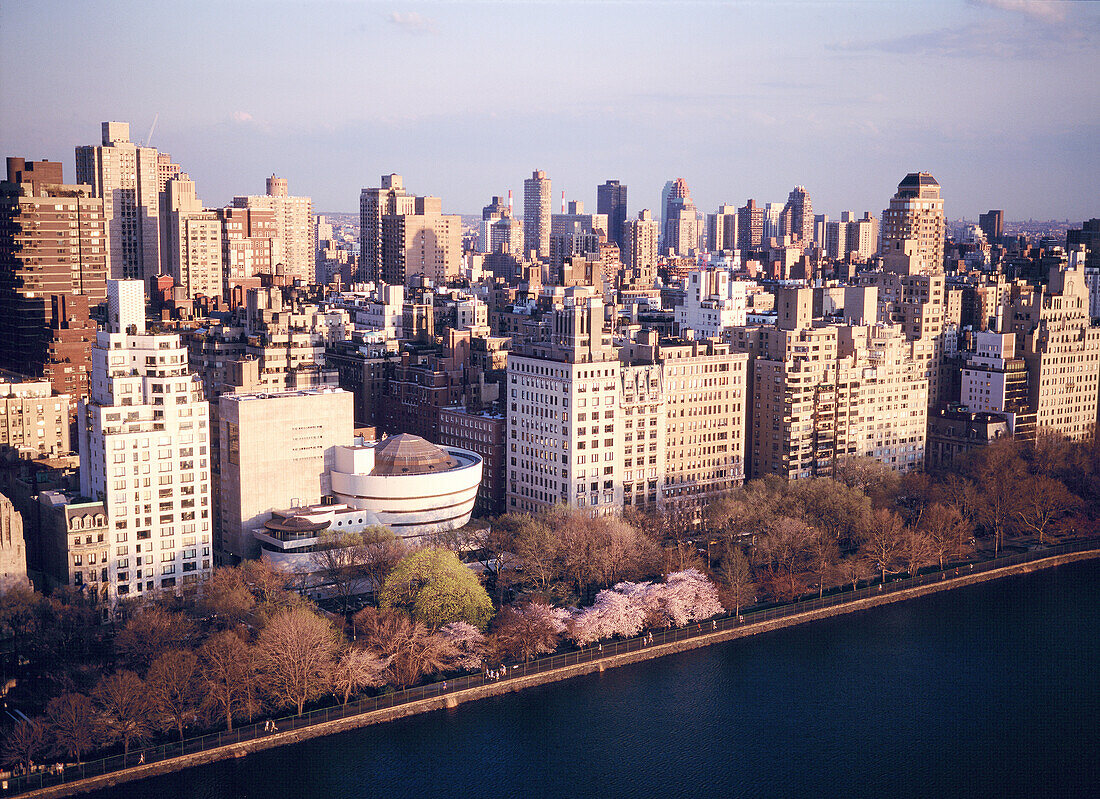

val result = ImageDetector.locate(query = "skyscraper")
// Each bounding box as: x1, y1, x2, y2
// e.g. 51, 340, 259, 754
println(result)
76, 122, 166, 281
232, 176, 314, 286
524, 170, 552, 259
596, 180, 628, 251
621, 210, 660, 287
779, 186, 814, 243
77, 280, 213, 604
662, 178, 699, 256
881, 172, 945, 273
737, 200, 764, 251
979, 210, 1004, 243
706, 204, 739, 253
162, 175, 222, 300
1, 159, 106, 398
380, 196, 462, 285
360, 174, 415, 283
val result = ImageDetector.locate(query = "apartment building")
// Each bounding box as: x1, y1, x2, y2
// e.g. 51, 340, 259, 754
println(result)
76, 280, 213, 604
0, 378, 71, 458
232, 176, 314, 286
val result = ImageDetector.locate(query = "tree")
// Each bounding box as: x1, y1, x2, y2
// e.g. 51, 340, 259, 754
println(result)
380, 548, 494, 630
717, 543, 756, 615
0, 584, 42, 673
569, 588, 645, 645
964, 437, 1026, 555
899, 528, 933, 580
255, 607, 341, 716
114, 607, 195, 671
196, 568, 255, 628
146, 650, 203, 741
833, 456, 900, 510
239, 559, 295, 615
862, 508, 907, 583
791, 478, 871, 546
645, 570, 724, 628
199, 630, 254, 732
359, 525, 408, 598
311, 531, 369, 615
44, 693, 99, 764
755, 516, 813, 600
837, 555, 870, 592
93, 670, 152, 758
353, 608, 455, 688
921, 503, 971, 569
437, 621, 488, 671
490, 603, 569, 661
330, 648, 387, 704
807, 529, 840, 598
1014, 475, 1079, 545
511, 515, 559, 593
2, 718, 45, 773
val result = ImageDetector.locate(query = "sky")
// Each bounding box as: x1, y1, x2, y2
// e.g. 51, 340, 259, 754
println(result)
1, 0, 1097, 221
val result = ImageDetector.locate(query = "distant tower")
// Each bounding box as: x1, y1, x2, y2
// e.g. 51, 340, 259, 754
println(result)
979, 210, 1004, 243
779, 186, 814, 243
597, 180, 628, 251
662, 178, 698, 256
524, 170, 552, 259
882, 172, 945, 272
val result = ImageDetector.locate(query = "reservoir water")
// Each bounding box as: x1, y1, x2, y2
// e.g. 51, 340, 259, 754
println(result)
87, 560, 1100, 798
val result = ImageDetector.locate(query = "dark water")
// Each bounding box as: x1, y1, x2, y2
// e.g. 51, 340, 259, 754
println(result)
89, 561, 1100, 799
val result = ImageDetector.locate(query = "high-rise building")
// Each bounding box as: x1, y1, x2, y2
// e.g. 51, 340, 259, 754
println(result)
596, 180, 628, 251
232, 176, 314, 286
675, 268, 748, 338
826, 211, 879, 262
360, 175, 416, 283
162, 175, 222, 299
959, 331, 1034, 438
737, 199, 764, 251
621, 210, 660, 287
507, 289, 619, 515
1011, 265, 1100, 440
733, 289, 929, 480
218, 206, 276, 303
380, 196, 462, 286
881, 172, 945, 272
662, 178, 699, 256
1, 159, 106, 398
75, 122, 166, 280
706, 205, 739, 254
77, 280, 213, 604
979, 210, 1004, 243
778, 186, 814, 243
0, 378, 71, 459
763, 202, 783, 243
523, 170, 552, 259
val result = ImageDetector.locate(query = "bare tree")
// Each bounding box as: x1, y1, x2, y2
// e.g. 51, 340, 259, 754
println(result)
861, 508, 907, 584
921, 503, 971, 569
311, 531, 369, 615
330, 648, 387, 704
114, 607, 195, 671
1014, 475, 1079, 545
359, 525, 408, 599
2, 718, 46, 773
755, 516, 813, 600
146, 649, 203, 741
512, 515, 559, 593
353, 608, 455, 688
93, 670, 152, 758
255, 607, 340, 716
44, 693, 100, 764
199, 630, 254, 732
196, 568, 255, 629
899, 527, 933, 580
964, 437, 1026, 555
717, 542, 756, 615
837, 555, 870, 592
807, 528, 840, 598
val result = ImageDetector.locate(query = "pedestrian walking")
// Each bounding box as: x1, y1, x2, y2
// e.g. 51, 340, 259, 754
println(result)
442, 681, 447, 690
138, 753, 145, 765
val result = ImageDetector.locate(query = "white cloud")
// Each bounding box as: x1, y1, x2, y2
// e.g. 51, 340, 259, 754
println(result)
387, 11, 436, 34
232, 111, 253, 123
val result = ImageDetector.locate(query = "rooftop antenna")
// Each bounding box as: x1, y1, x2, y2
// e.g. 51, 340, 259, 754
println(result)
145, 113, 159, 147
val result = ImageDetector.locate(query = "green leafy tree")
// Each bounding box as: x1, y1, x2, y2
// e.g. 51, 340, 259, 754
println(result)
380, 548, 493, 630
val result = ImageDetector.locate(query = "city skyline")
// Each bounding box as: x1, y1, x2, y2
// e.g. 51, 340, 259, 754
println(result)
2, 0, 1097, 220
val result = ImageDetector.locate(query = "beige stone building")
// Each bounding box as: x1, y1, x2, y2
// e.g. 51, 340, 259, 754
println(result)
76, 122, 167, 280
218, 387, 354, 561
0, 378, 71, 458
881, 172, 945, 272
733, 288, 928, 479
1010, 266, 1100, 439
622, 210, 660, 287
0, 492, 29, 591
233, 176, 314, 286
381, 196, 462, 286
162, 175, 223, 299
